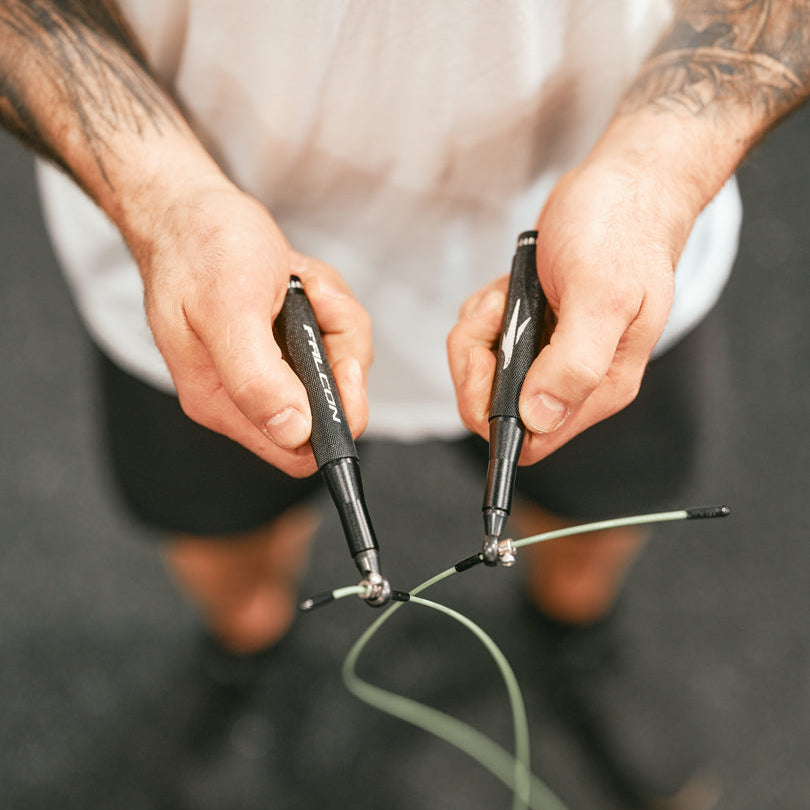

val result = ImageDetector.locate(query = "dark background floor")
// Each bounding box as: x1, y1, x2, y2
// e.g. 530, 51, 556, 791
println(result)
3, 100, 810, 810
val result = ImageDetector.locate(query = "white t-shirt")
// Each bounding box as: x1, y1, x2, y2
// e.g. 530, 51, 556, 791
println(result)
36, 0, 741, 440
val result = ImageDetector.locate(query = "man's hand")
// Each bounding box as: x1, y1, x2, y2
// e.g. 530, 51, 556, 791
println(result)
448, 152, 688, 465
135, 179, 372, 477
0, 2, 373, 478
450, 0, 810, 465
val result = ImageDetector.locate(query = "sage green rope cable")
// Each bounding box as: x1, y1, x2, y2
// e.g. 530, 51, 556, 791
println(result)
332, 585, 367, 600
339, 564, 565, 809
341, 593, 568, 810
393, 595, 530, 805
332, 507, 709, 810
513, 510, 689, 550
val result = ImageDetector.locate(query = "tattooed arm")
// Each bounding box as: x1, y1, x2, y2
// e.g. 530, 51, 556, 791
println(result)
0, 0, 371, 476
450, 0, 810, 463
622, 0, 810, 122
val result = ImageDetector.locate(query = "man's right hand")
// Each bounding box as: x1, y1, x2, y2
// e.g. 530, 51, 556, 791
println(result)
132, 179, 372, 478
0, 4, 372, 479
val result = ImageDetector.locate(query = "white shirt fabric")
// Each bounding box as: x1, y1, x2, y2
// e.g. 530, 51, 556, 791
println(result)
36, 0, 741, 440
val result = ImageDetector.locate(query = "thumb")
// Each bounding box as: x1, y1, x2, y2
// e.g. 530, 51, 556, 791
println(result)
188, 291, 313, 450
519, 291, 639, 435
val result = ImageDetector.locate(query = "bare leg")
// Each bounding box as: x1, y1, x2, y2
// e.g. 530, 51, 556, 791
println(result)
514, 500, 647, 624
164, 505, 320, 654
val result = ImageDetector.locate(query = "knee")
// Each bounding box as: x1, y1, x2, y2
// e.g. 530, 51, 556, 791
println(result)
212, 586, 297, 654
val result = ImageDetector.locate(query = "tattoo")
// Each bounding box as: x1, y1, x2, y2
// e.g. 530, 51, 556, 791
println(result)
620, 1, 810, 120
0, 0, 179, 183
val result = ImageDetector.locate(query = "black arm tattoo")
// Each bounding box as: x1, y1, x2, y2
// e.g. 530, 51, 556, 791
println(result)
0, 0, 180, 183
620, 0, 810, 120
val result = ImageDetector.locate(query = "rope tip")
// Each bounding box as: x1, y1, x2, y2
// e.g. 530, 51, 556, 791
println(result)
686, 505, 731, 520
454, 553, 484, 573
297, 590, 336, 612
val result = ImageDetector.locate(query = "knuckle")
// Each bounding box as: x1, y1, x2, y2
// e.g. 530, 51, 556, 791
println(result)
458, 409, 478, 434
604, 286, 642, 320
286, 456, 318, 479
562, 356, 605, 394
601, 373, 644, 421
327, 292, 371, 333
341, 309, 374, 368
457, 396, 486, 434
446, 327, 472, 364
458, 293, 480, 320
353, 304, 373, 340
624, 373, 643, 403
349, 409, 369, 439
177, 391, 215, 430
618, 373, 643, 409
446, 326, 465, 358
228, 370, 273, 414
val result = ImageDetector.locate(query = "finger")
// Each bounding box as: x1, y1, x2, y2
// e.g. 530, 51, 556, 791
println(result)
458, 344, 498, 437
289, 250, 353, 296
447, 286, 506, 390
447, 286, 507, 435
456, 275, 510, 320
518, 285, 643, 436
184, 281, 313, 451
163, 334, 318, 476
517, 353, 647, 465
288, 253, 373, 438
332, 355, 369, 439
320, 314, 371, 440
187, 387, 318, 477
301, 268, 374, 374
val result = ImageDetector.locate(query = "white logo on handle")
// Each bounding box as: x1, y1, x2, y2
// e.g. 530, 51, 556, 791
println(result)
303, 324, 341, 422
501, 299, 531, 370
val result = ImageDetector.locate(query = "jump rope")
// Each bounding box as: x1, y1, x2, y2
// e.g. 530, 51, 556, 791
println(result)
275, 234, 730, 809
299, 505, 730, 810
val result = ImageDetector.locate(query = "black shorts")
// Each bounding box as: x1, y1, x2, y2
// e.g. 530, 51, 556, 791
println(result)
95, 350, 322, 536
95, 319, 716, 535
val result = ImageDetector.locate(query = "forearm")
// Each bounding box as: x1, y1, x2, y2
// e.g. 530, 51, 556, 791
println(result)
0, 0, 226, 249
0, 2, 373, 474
592, 0, 810, 219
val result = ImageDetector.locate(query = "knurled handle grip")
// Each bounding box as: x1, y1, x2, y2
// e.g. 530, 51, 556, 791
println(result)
489, 231, 547, 421
274, 276, 358, 468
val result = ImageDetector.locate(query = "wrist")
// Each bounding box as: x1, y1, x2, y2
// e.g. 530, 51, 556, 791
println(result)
100, 134, 235, 264
582, 108, 748, 240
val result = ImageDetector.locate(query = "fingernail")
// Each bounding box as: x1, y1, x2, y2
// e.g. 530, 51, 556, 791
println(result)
473, 290, 504, 317
263, 406, 309, 448
524, 393, 568, 434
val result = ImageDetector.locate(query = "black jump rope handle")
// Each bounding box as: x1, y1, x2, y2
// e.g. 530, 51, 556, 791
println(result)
483, 231, 548, 552
274, 276, 357, 468
489, 231, 547, 422
274, 276, 379, 564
